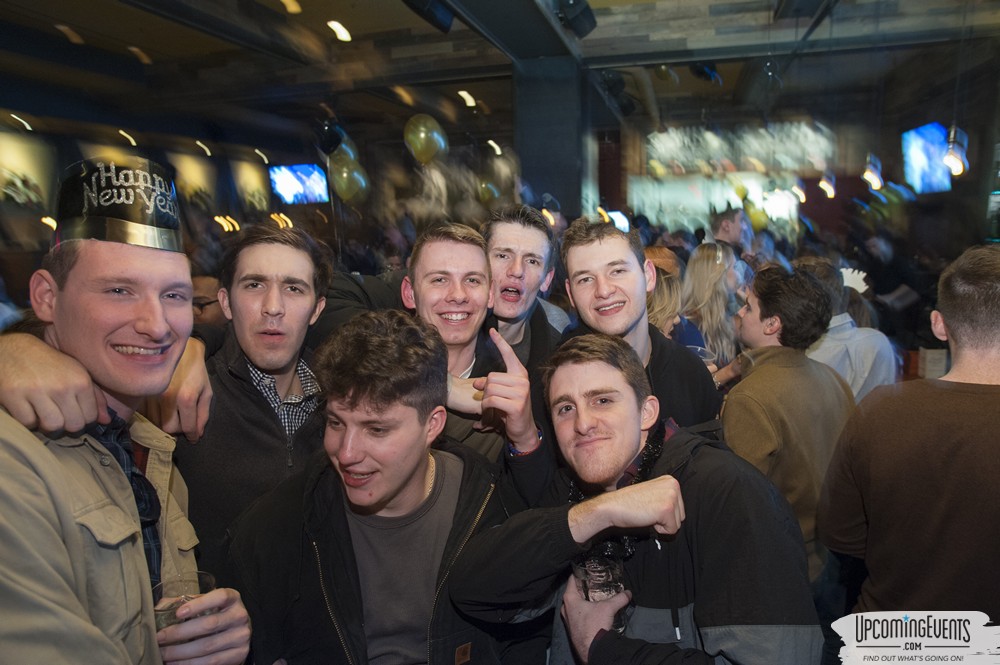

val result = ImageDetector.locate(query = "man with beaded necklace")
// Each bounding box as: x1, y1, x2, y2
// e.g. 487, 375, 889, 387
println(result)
450, 333, 822, 665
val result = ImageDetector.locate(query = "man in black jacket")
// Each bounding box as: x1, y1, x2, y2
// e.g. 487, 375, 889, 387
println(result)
227, 310, 523, 665
451, 334, 822, 664
559, 220, 722, 427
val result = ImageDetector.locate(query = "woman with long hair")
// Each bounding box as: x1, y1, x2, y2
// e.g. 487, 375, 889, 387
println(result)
681, 242, 742, 365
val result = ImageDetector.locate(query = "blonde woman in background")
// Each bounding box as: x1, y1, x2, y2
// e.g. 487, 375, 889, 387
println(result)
682, 242, 741, 365
647, 268, 683, 338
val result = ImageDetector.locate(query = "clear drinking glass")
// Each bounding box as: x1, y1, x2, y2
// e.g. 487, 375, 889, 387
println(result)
152, 570, 216, 631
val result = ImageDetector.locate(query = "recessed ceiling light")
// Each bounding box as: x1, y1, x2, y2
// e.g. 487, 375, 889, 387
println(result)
10, 114, 32, 131
119, 129, 137, 146
54, 24, 84, 45
327, 21, 352, 42
487, 140, 502, 156
457, 90, 476, 107
195, 140, 212, 157
254, 148, 269, 164
280, 0, 302, 14
127, 46, 153, 65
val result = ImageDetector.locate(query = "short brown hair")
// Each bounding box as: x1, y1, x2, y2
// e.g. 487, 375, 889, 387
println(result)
483, 205, 554, 269
409, 222, 489, 277
560, 218, 645, 274
219, 224, 333, 295
314, 310, 448, 421
40, 241, 84, 289
936, 244, 1000, 349
541, 333, 652, 411
751, 264, 831, 350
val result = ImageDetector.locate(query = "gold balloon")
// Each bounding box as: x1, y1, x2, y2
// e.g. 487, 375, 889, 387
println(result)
404, 114, 448, 164
330, 152, 369, 204
333, 133, 358, 162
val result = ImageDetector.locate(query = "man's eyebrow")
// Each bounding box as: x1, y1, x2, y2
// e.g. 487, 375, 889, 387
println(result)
550, 387, 622, 406
92, 276, 192, 292
569, 259, 627, 281
238, 273, 311, 287
424, 269, 488, 279
491, 245, 544, 259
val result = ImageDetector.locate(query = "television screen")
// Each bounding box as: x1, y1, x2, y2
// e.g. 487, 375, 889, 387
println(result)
902, 122, 952, 195
268, 164, 329, 204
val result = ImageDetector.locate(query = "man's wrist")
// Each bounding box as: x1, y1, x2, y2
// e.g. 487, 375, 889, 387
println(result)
507, 428, 542, 456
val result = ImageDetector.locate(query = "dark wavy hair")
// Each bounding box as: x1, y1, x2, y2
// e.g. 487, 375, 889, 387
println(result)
314, 310, 448, 421
751, 264, 831, 350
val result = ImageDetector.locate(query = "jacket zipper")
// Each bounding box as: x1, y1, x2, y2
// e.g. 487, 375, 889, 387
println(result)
312, 540, 356, 665
427, 482, 495, 664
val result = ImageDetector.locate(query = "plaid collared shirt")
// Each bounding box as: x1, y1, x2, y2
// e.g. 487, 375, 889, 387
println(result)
615, 418, 681, 490
88, 411, 163, 588
247, 357, 322, 439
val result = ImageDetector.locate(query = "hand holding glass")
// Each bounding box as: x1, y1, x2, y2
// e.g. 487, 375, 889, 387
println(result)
153, 571, 216, 631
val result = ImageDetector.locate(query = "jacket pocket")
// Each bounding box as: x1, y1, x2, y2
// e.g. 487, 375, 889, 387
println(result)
75, 502, 147, 640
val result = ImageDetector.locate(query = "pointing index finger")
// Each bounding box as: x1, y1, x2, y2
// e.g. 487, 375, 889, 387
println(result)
488, 328, 527, 376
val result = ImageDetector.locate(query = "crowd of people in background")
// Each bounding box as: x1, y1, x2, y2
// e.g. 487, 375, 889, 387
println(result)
1, 156, 997, 665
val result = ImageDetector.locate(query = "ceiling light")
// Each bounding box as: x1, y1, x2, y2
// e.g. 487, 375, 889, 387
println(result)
10, 114, 32, 131
457, 90, 476, 107
942, 125, 969, 177
40, 216, 57, 230
862, 153, 883, 190
213, 216, 233, 232
280, 0, 302, 14
326, 21, 351, 42
541, 209, 556, 227
225, 216, 241, 231
486, 140, 502, 156
819, 171, 836, 199
127, 46, 153, 65
54, 24, 84, 45
119, 129, 137, 147
391, 86, 415, 107
254, 148, 269, 164
195, 140, 212, 157
791, 179, 806, 204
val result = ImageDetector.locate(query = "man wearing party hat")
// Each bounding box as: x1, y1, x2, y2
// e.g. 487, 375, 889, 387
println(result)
0, 157, 250, 664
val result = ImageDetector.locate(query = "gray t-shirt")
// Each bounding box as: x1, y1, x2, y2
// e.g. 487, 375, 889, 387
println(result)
345, 449, 463, 665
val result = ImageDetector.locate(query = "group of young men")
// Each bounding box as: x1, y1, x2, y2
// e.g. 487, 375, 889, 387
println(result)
2, 156, 998, 665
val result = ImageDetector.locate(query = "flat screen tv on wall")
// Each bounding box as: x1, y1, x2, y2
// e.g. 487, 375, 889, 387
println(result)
268, 164, 330, 204
902, 122, 952, 195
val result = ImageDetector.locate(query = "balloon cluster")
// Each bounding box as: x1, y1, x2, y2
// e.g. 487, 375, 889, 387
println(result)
317, 120, 369, 205
403, 114, 449, 165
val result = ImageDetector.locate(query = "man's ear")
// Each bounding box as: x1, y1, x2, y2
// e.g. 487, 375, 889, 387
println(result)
930, 310, 949, 342
564, 278, 576, 310
640, 395, 660, 432
401, 275, 416, 309
765, 315, 782, 338
424, 405, 447, 445
29, 270, 58, 323
309, 296, 326, 325
643, 259, 656, 294
218, 288, 234, 321
540, 267, 555, 294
